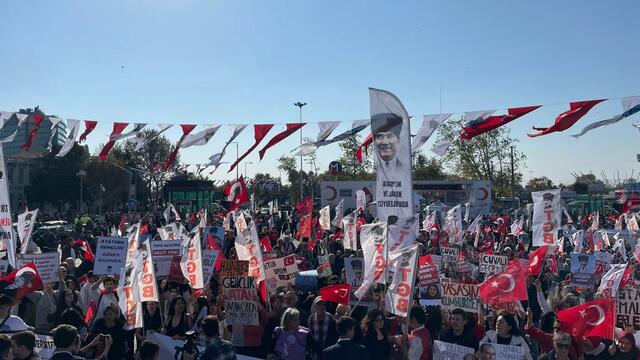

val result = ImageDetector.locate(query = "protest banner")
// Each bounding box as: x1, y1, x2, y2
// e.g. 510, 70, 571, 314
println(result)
617, 288, 640, 329
264, 255, 298, 291
433, 340, 475, 360
235, 217, 265, 282
344, 257, 374, 307
356, 189, 366, 212
531, 189, 561, 246
202, 249, 220, 285
93, 237, 128, 275
219, 259, 249, 276
149, 240, 183, 277
180, 232, 204, 289
418, 255, 441, 306
441, 281, 480, 313
479, 253, 508, 275
385, 244, 418, 317
34, 333, 55, 359
294, 270, 318, 292
360, 222, 387, 286
0, 147, 16, 268
570, 253, 595, 289
594, 251, 613, 274
317, 255, 332, 278
16, 252, 60, 284
221, 275, 259, 326
479, 342, 524, 360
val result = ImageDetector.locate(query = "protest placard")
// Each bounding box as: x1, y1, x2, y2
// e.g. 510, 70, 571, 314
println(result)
419, 255, 441, 306
150, 240, 183, 277
221, 275, 259, 326
433, 340, 475, 360
479, 342, 524, 360
93, 237, 128, 275
594, 251, 613, 274
34, 333, 55, 359
441, 247, 458, 265
344, 257, 374, 307
441, 281, 480, 313
295, 270, 318, 292
202, 249, 220, 285
570, 253, 595, 289
317, 255, 332, 278
264, 255, 298, 291
617, 288, 640, 328
219, 260, 249, 276
17, 252, 60, 284
479, 254, 508, 275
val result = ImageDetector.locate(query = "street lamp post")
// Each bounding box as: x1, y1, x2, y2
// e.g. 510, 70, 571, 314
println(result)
230, 142, 239, 181
244, 162, 253, 180
294, 101, 307, 201
76, 170, 87, 213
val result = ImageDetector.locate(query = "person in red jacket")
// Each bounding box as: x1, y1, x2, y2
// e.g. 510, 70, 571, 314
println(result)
407, 305, 432, 360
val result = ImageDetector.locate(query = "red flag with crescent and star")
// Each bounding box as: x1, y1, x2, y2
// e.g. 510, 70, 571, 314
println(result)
479, 259, 527, 305
319, 284, 351, 306
295, 195, 313, 216
556, 297, 615, 340
222, 176, 250, 213
528, 245, 549, 276
0, 262, 44, 303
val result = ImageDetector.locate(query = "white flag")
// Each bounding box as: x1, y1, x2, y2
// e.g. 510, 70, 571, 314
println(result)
431, 139, 453, 156
17, 209, 39, 254
293, 121, 341, 153
163, 203, 181, 223
181, 125, 220, 148
613, 233, 627, 262
354, 222, 388, 299
139, 239, 159, 302
510, 215, 525, 235
0, 143, 15, 266
0, 112, 13, 132
207, 124, 247, 166
342, 211, 358, 251
118, 254, 143, 330
134, 123, 173, 151
0, 114, 28, 143
411, 113, 452, 153
562, 207, 573, 224
388, 216, 419, 253
234, 216, 265, 282
56, 119, 81, 157
422, 211, 437, 232
532, 189, 562, 246
467, 214, 483, 233
319, 205, 331, 230
597, 263, 627, 298
332, 200, 344, 228
443, 205, 463, 246
573, 96, 640, 138
46, 117, 63, 151
384, 243, 418, 317
294, 120, 369, 156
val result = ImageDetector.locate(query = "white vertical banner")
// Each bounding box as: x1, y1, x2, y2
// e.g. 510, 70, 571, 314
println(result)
17, 209, 39, 254
0, 146, 15, 267
388, 216, 419, 253
444, 205, 463, 246
385, 244, 418, 317
319, 205, 331, 230
531, 189, 562, 246
332, 199, 344, 228
356, 190, 366, 213
180, 232, 204, 289
342, 211, 358, 251
235, 218, 265, 282
360, 222, 387, 286
370, 88, 414, 221
139, 239, 159, 302
118, 254, 143, 330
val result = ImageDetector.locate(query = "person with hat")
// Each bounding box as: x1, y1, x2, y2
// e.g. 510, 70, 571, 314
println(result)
574, 254, 591, 275
371, 113, 406, 174
308, 296, 338, 356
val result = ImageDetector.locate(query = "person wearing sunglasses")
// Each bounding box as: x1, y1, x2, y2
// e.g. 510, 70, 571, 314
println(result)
537, 332, 572, 360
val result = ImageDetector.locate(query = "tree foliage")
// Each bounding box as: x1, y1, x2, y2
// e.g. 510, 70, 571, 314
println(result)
435, 119, 525, 198
525, 176, 556, 192
337, 135, 373, 179
412, 151, 449, 180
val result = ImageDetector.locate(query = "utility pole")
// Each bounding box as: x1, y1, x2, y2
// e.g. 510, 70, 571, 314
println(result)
510, 146, 515, 211
294, 101, 307, 201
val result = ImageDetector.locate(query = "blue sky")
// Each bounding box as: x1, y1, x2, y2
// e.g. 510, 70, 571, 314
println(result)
0, 1, 638, 185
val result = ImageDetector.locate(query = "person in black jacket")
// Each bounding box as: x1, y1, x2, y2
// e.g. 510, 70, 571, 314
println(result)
49, 324, 112, 360
439, 308, 480, 351
322, 316, 367, 360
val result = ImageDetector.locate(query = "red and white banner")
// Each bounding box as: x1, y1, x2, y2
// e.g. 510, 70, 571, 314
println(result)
384, 243, 418, 317
531, 189, 562, 246
118, 254, 142, 330
180, 232, 204, 289
234, 215, 265, 282
597, 263, 627, 298
342, 211, 358, 251
357, 222, 387, 296
229, 124, 274, 173
444, 205, 463, 246
139, 239, 159, 302
17, 209, 38, 254
411, 113, 452, 153
332, 200, 344, 228
319, 205, 331, 230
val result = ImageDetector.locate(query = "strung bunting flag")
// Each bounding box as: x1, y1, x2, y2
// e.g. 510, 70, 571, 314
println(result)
0, 114, 28, 144
294, 120, 369, 156
78, 120, 98, 143
572, 96, 640, 138
528, 99, 605, 138
21, 115, 45, 149
293, 121, 341, 153
431, 139, 453, 156
411, 113, 452, 153
112, 123, 147, 141
98, 122, 129, 160
461, 106, 541, 140
228, 124, 274, 173
355, 133, 373, 164
208, 124, 247, 167
259, 123, 305, 160
134, 123, 173, 151
182, 125, 220, 148
162, 124, 197, 171
0, 112, 12, 131
46, 117, 63, 151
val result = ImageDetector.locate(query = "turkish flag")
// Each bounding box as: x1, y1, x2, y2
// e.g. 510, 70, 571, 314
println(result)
71, 239, 95, 262
479, 259, 528, 305
528, 245, 548, 276
460, 105, 541, 140
260, 235, 272, 253
320, 284, 351, 305
556, 298, 615, 340
0, 263, 44, 303
299, 215, 312, 238
296, 195, 313, 216
222, 176, 250, 212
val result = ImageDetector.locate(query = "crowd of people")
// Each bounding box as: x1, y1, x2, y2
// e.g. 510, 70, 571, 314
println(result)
0, 202, 639, 360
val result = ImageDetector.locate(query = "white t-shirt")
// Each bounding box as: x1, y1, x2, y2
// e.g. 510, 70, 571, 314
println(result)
0, 315, 28, 332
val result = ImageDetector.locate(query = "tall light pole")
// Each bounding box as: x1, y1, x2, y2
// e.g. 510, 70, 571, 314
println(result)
76, 170, 86, 213
244, 161, 253, 180
294, 101, 307, 201
230, 142, 239, 180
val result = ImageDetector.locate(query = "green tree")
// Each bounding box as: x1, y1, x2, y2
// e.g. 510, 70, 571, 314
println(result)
525, 176, 555, 192
412, 151, 449, 180
338, 135, 373, 179
435, 119, 526, 198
